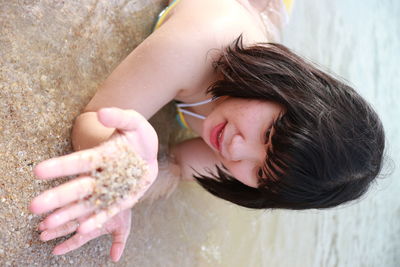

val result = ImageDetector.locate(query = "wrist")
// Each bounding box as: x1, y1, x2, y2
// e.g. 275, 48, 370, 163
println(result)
167, 152, 182, 179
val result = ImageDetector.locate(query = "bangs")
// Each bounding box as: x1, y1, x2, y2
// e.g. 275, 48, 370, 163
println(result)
192, 165, 268, 209
192, 35, 385, 210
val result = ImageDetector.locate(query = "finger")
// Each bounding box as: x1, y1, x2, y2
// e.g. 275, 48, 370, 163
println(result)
78, 198, 135, 235
52, 228, 104, 256
110, 212, 132, 262
34, 149, 98, 180
77, 179, 153, 234
30, 176, 95, 214
39, 200, 95, 231
110, 228, 130, 262
97, 108, 144, 131
40, 220, 79, 242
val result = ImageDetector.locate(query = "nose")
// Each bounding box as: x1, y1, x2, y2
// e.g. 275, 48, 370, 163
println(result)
226, 134, 265, 162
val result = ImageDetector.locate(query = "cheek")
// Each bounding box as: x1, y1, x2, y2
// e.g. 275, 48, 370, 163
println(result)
225, 105, 254, 123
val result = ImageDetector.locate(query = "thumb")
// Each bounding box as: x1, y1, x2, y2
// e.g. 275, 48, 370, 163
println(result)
110, 219, 131, 262
97, 107, 144, 131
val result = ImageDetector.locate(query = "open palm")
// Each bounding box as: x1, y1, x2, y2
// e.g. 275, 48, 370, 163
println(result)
30, 108, 159, 261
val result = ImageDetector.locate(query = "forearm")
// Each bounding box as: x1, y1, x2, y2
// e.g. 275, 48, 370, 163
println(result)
169, 143, 193, 181
71, 112, 115, 151
169, 138, 218, 181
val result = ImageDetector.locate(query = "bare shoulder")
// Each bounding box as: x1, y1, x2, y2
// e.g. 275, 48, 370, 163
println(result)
161, 0, 266, 98
83, 1, 243, 119
82, 0, 267, 120
169, 0, 261, 45
148, 3, 236, 98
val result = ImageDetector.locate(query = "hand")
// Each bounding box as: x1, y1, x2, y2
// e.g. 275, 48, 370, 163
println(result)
40, 208, 132, 262
30, 107, 159, 261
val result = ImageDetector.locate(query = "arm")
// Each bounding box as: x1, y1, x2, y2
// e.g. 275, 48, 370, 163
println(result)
72, 13, 220, 151
170, 137, 219, 181
141, 137, 219, 202
32, 10, 223, 261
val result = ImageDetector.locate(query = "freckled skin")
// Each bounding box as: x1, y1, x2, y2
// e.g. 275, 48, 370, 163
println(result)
28, 0, 289, 261
200, 98, 284, 187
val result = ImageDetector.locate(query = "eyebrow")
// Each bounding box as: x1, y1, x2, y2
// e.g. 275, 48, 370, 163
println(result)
265, 126, 273, 143
260, 127, 276, 181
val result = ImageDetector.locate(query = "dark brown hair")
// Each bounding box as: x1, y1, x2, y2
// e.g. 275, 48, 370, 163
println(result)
193, 36, 385, 210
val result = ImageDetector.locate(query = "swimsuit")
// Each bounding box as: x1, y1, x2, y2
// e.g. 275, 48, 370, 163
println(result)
153, 0, 181, 31
175, 97, 218, 129
154, 0, 294, 32
154, 0, 216, 129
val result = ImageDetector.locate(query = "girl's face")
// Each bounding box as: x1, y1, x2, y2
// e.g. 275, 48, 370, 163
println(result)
202, 97, 284, 188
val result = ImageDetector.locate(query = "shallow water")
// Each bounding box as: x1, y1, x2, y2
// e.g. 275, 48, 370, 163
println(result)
132, 1, 400, 266
195, 0, 400, 266
1, 0, 399, 266
193, 1, 400, 266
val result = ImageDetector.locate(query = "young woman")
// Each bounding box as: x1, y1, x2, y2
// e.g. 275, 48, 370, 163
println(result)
29, 0, 385, 262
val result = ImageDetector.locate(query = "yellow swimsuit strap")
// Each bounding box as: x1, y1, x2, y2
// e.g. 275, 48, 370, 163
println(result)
176, 109, 190, 129
154, 0, 181, 31
283, 0, 294, 14
154, 0, 294, 31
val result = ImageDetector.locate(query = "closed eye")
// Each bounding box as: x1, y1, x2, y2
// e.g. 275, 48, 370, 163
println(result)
257, 167, 264, 178
264, 127, 272, 144
259, 127, 272, 179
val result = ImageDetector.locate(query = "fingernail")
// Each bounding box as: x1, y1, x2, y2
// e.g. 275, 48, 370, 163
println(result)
53, 248, 62, 255
112, 248, 121, 262
117, 247, 122, 260
40, 231, 49, 241
38, 222, 45, 231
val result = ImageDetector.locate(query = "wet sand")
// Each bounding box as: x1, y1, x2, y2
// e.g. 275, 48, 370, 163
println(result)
0, 1, 172, 265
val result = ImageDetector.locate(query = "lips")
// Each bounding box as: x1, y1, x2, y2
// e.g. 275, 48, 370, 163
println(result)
210, 122, 227, 151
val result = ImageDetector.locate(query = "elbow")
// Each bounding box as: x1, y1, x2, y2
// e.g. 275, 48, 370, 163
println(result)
71, 112, 87, 151
70, 111, 98, 151
70, 111, 116, 151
